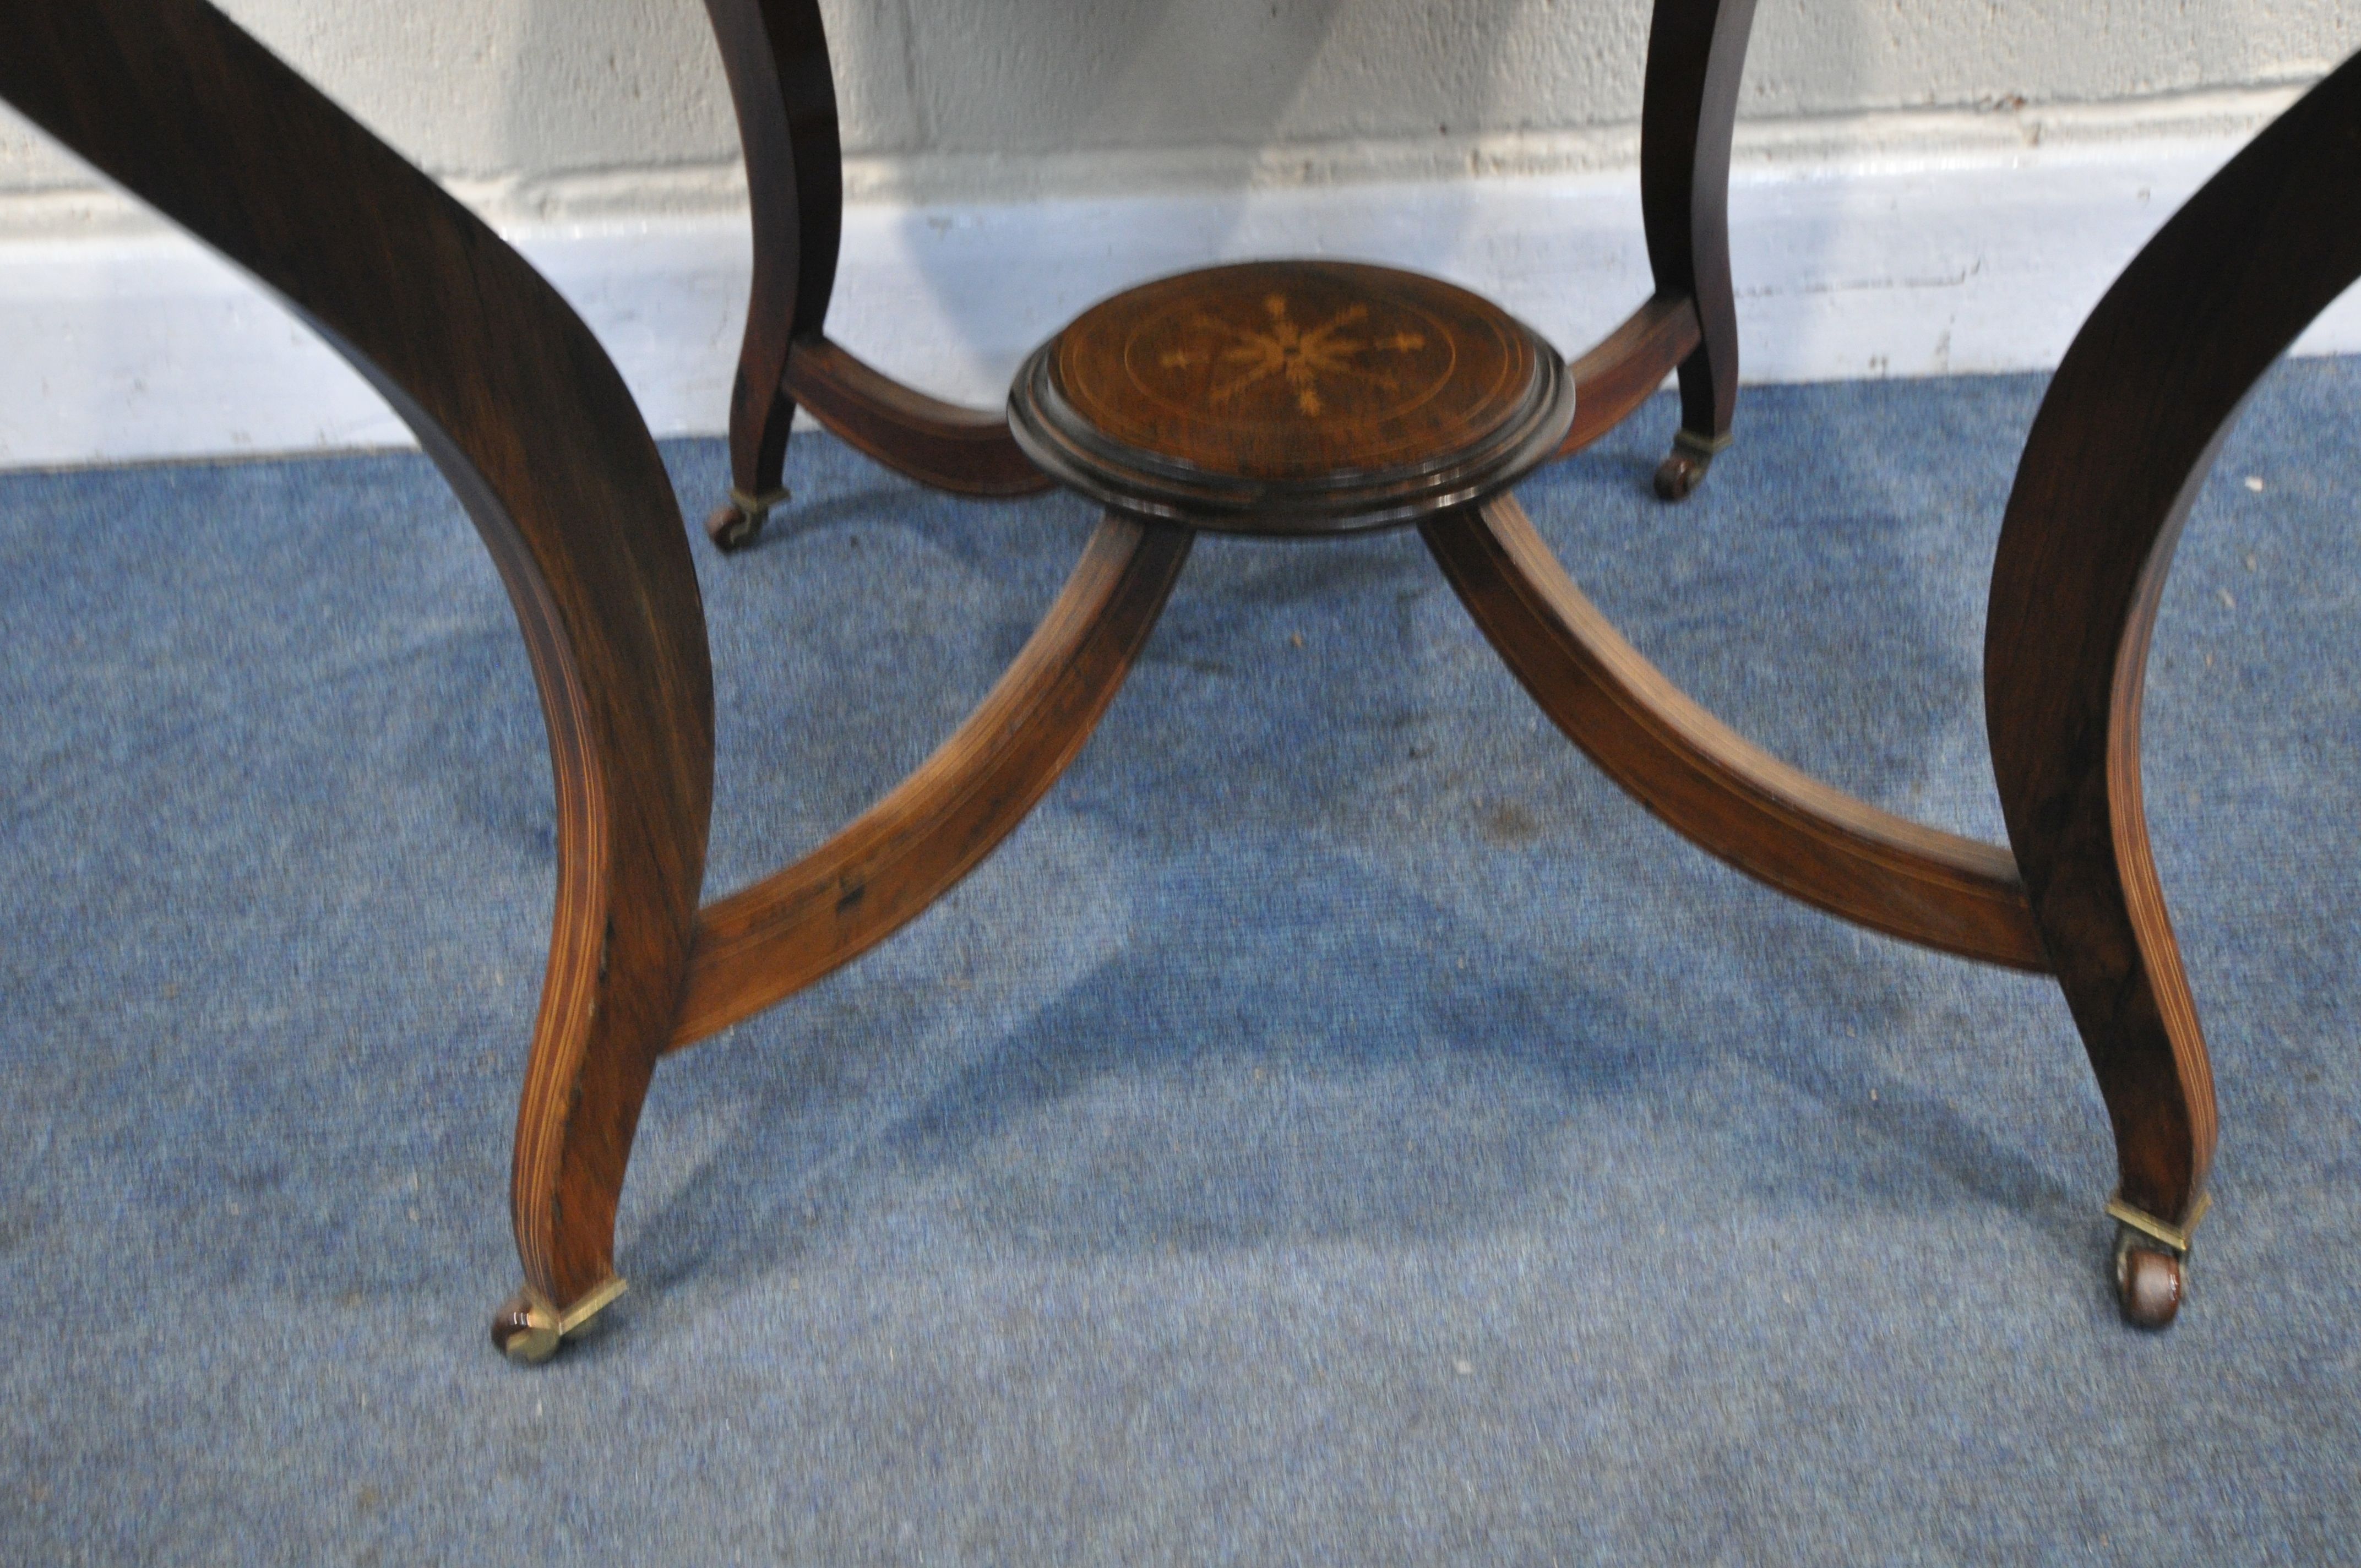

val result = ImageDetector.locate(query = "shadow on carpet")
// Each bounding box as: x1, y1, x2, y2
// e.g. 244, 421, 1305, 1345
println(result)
3, 365, 2357, 1565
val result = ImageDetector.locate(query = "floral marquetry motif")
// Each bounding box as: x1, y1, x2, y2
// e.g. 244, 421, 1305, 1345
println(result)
1009, 260, 1575, 534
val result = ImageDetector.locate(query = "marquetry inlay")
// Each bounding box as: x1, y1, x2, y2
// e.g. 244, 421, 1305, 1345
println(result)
1009, 259, 1574, 533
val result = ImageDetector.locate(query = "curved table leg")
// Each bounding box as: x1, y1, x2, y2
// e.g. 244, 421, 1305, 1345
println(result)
782, 338, 1057, 500
1424, 496, 2048, 970
0, 0, 717, 1363
700, 0, 845, 548
1639, 0, 1758, 500
706, 0, 1756, 521
1987, 51, 2361, 1327
671, 513, 1190, 1047
701, 0, 1049, 546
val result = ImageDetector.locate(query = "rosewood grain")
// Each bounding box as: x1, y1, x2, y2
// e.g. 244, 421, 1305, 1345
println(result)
786, 336, 1052, 498
1557, 295, 1704, 460
26, 0, 2255, 1364
670, 515, 1191, 1048
1986, 49, 2361, 1325
1425, 496, 2049, 970
1008, 262, 1576, 533
698, 0, 1759, 524
0, 0, 717, 1340
1639, 0, 1758, 497
701, 0, 845, 542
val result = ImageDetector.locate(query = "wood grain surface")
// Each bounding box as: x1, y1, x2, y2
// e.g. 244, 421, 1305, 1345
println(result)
703, 0, 844, 509
699, 0, 1758, 511
1010, 262, 1574, 533
1557, 295, 1704, 458
1641, 0, 1758, 449
670, 514, 1191, 1048
1987, 50, 2361, 1233
1426, 494, 2049, 970
0, 0, 717, 1319
786, 336, 1052, 497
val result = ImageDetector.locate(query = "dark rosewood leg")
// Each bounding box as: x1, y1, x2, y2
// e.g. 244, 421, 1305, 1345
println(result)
0, 0, 716, 1361
701, 0, 845, 549
1639, 0, 1758, 500
1987, 52, 2361, 1327
698, 0, 1049, 540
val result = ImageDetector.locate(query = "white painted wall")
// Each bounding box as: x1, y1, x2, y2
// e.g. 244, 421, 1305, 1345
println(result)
4, 0, 2352, 211
1, 2, 2355, 467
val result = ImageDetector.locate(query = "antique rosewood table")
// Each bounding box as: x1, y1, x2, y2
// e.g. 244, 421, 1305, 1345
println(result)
6, 0, 2355, 1362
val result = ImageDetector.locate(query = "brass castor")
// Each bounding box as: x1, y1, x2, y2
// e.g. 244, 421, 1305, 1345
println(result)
1652, 428, 1731, 502
490, 1277, 628, 1365
491, 1292, 561, 1364
2113, 1228, 2185, 1330
705, 485, 790, 552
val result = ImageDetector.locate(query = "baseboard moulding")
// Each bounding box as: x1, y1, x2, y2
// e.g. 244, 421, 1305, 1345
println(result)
2, 89, 2354, 471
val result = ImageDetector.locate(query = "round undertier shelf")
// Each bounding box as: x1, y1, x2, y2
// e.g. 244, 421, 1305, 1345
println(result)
1009, 260, 1576, 535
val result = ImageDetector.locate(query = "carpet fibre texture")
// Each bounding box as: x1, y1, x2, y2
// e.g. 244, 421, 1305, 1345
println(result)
4, 363, 2359, 1564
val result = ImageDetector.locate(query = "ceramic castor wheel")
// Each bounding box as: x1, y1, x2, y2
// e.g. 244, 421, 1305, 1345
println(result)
491, 1291, 561, 1364
2114, 1233, 2185, 1329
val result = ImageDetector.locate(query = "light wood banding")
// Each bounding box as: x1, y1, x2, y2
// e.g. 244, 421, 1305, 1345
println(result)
670, 513, 1190, 1047
1986, 51, 2361, 1231
1424, 494, 2049, 970
786, 336, 1053, 497
1557, 294, 1702, 457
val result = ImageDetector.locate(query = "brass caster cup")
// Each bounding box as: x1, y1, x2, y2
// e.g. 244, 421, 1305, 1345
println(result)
1652, 429, 1730, 502
705, 485, 790, 552
491, 1277, 628, 1365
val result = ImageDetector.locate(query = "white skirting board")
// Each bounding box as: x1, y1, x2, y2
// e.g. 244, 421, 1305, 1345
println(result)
2, 138, 2357, 471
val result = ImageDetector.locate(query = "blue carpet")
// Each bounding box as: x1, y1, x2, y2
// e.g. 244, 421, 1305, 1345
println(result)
4, 363, 2358, 1564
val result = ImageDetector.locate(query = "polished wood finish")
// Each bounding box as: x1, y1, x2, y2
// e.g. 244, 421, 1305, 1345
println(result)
1425, 496, 2048, 969
702, 0, 844, 524
786, 336, 1053, 497
34, 0, 2309, 1357
1986, 52, 2361, 1273
1042, 263, 1541, 478
670, 514, 1191, 1048
1010, 262, 1575, 533
0, 0, 717, 1324
700, 0, 1757, 522
1558, 295, 1704, 459
1640, 0, 1756, 493
700, 0, 1058, 546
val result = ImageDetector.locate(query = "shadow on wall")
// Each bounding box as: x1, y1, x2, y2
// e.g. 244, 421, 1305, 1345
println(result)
852, 0, 1872, 405
883, 0, 1375, 391
458, 0, 1915, 412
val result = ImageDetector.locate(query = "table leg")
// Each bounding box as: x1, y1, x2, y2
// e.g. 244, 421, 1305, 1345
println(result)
1988, 50, 2361, 1327
0, 0, 718, 1362
700, 0, 846, 549
1639, 0, 1758, 500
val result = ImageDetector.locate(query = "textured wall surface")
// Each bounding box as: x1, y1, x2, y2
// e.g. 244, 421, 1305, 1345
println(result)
3, 0, 2354, 206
